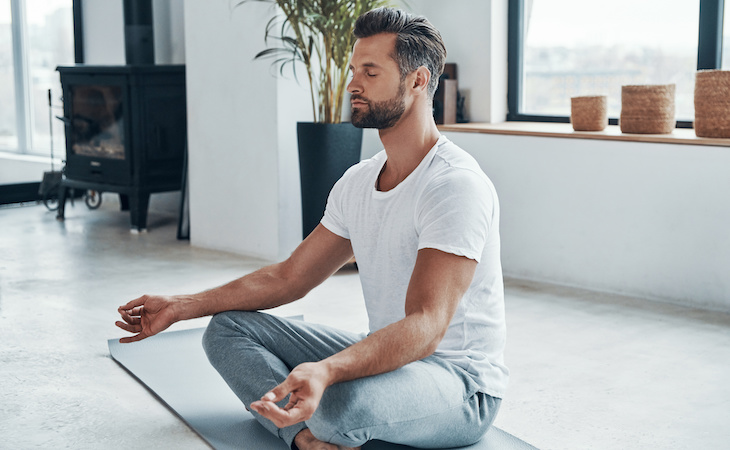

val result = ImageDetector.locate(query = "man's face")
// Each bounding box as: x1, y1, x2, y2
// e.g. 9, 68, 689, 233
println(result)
348, 34, 407, 129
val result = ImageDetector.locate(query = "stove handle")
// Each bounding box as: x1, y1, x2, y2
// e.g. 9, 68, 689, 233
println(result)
56, 115, 72, 126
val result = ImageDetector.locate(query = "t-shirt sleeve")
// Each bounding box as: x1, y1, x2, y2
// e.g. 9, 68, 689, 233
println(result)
416, 169, 494, 262
320, 171, 351, 240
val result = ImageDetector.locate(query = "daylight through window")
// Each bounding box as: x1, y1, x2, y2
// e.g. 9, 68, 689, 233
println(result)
519, 0, 700, 122
1, 0, 74, 156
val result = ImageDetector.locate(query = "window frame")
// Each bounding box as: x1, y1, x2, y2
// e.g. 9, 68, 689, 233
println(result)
507, 0, 725, 128
5, 0, 83, 155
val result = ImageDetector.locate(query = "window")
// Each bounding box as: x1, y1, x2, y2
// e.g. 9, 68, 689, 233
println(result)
508, 0, 725, 126
721, 2, 730, 70
1, 2, 18, 150
1, 0, 76, 156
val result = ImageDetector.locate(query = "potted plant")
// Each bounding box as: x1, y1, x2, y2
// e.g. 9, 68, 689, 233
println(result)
237, 0, 392, 238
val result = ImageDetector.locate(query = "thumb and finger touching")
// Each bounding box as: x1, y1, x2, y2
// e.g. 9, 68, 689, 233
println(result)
118, 295, 147, 312
115, 296, 174, 343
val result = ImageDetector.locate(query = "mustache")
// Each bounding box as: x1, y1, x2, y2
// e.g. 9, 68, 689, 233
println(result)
350, 95, 369, 103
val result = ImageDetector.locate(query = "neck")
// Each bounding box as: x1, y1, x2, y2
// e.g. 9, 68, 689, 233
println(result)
375, 102, 440, 191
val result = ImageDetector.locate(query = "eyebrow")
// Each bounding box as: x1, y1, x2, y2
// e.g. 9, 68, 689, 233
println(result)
349, 62, 382, 71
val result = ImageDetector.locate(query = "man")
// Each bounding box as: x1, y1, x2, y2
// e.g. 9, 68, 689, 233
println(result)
116, 7, 508, 450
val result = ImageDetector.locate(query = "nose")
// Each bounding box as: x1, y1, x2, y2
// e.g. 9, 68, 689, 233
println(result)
347, 74, 361, 95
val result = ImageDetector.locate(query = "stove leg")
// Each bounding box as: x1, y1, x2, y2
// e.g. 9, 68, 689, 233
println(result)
119, 194, 130, 211
129, 193, 150, 232
56, 186, 68, 221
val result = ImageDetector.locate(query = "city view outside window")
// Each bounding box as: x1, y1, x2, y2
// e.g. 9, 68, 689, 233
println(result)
0, 0, 73, 156
521, 0, 700, 121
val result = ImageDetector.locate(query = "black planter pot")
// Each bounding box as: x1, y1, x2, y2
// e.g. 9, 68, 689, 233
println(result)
297, 122, 363, 239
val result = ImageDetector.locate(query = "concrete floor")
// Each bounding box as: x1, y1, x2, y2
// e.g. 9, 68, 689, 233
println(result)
1, 198, 729, 450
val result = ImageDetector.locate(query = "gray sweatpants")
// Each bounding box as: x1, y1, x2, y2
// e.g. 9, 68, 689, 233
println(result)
202, 311, 500, 449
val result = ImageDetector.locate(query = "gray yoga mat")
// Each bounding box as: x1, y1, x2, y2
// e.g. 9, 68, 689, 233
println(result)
108, 326, 536, 450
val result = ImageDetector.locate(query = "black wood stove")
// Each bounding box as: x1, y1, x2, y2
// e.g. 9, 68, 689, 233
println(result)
55, 0, 186, 231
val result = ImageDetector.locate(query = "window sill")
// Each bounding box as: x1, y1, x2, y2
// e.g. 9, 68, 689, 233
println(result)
0, 151, 61, 164
437, 122, 730, 148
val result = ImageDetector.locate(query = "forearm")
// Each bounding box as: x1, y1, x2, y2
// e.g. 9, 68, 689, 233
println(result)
174, 261, 306, 321
320, 311, 445, 386
168, 227, 353, 324
118, 228, 353, 344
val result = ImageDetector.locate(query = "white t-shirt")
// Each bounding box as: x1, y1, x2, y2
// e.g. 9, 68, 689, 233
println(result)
321, 135, 509, 397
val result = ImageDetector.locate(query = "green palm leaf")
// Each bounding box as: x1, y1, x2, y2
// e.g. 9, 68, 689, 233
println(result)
237, 0, 396, 123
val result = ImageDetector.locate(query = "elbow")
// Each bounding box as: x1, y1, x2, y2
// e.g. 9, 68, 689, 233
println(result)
275, 259, 312, 302
423, 341, 440, 358
288, 286, 311, 303
426, 333, 445, 356
407, 311, 451, 359
421, 323, 449, 358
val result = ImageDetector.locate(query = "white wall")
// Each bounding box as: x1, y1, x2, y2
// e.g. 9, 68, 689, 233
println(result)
408, 0, 508, 123
81, 0, 124, 64
0, 152, 56, 184
82, 0, 185, 65
446, 131, 730, 310
277, 68, 312, 257
152, 0, 185, 64
184, 0, 309, 259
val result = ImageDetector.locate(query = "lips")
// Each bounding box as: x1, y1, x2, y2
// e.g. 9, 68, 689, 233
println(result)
351, 96, 369, 107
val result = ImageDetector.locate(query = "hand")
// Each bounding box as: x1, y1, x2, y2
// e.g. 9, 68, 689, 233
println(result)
116, 295, 179, 343
250, 362, 331, 428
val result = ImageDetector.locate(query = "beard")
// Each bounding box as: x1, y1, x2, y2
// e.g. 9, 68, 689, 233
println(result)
350, 82, 406, 129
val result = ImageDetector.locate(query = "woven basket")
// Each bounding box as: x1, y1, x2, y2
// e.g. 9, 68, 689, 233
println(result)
620, 84, 675, 134
694, 70, 730, 138
571, 96, 607, 131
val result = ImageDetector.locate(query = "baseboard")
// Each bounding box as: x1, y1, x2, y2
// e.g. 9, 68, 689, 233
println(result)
0, 182, 84, 206
0, 182, 42, 205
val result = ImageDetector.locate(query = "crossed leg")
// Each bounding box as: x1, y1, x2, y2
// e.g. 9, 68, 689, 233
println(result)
202, 311, 499, 450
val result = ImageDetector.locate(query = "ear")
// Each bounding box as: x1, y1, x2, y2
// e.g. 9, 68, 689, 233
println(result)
411, 66, 431, 95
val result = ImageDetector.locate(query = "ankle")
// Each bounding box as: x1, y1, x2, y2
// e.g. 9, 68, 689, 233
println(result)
293, 429, 325, 450
293, 429, 361, 450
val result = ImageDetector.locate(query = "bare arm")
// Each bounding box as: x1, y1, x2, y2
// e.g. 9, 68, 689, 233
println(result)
116, 225, 353, 342
251, 247, 477, 427
323, 248, 476, 379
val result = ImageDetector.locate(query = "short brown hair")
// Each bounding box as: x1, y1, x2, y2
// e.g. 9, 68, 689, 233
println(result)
354, 7, 447, 99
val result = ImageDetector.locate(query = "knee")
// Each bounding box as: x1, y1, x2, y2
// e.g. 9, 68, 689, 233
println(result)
202, 313, 226, 364
307, 415, 356, 447
202, 311, 250, 364
306, 385, 371, 447
307, 418, 366, 448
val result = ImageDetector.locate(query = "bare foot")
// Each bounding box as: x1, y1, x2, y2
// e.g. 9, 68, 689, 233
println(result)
294, 428, 361, 450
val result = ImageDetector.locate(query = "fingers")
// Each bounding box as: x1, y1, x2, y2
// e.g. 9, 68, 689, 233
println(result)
250, 398, 308, 428
115, 320, 141, 333
116, 298, 145, 343
265, 383, 291, 403
118, 295, 147, 312
118, 305, 143, 319
118, 333, 148, 344
116, 297, 141, 326
115, 318, 146, 344
117, 308, 141, 324
251, 379, 313, 427
116, 308, 141, 333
